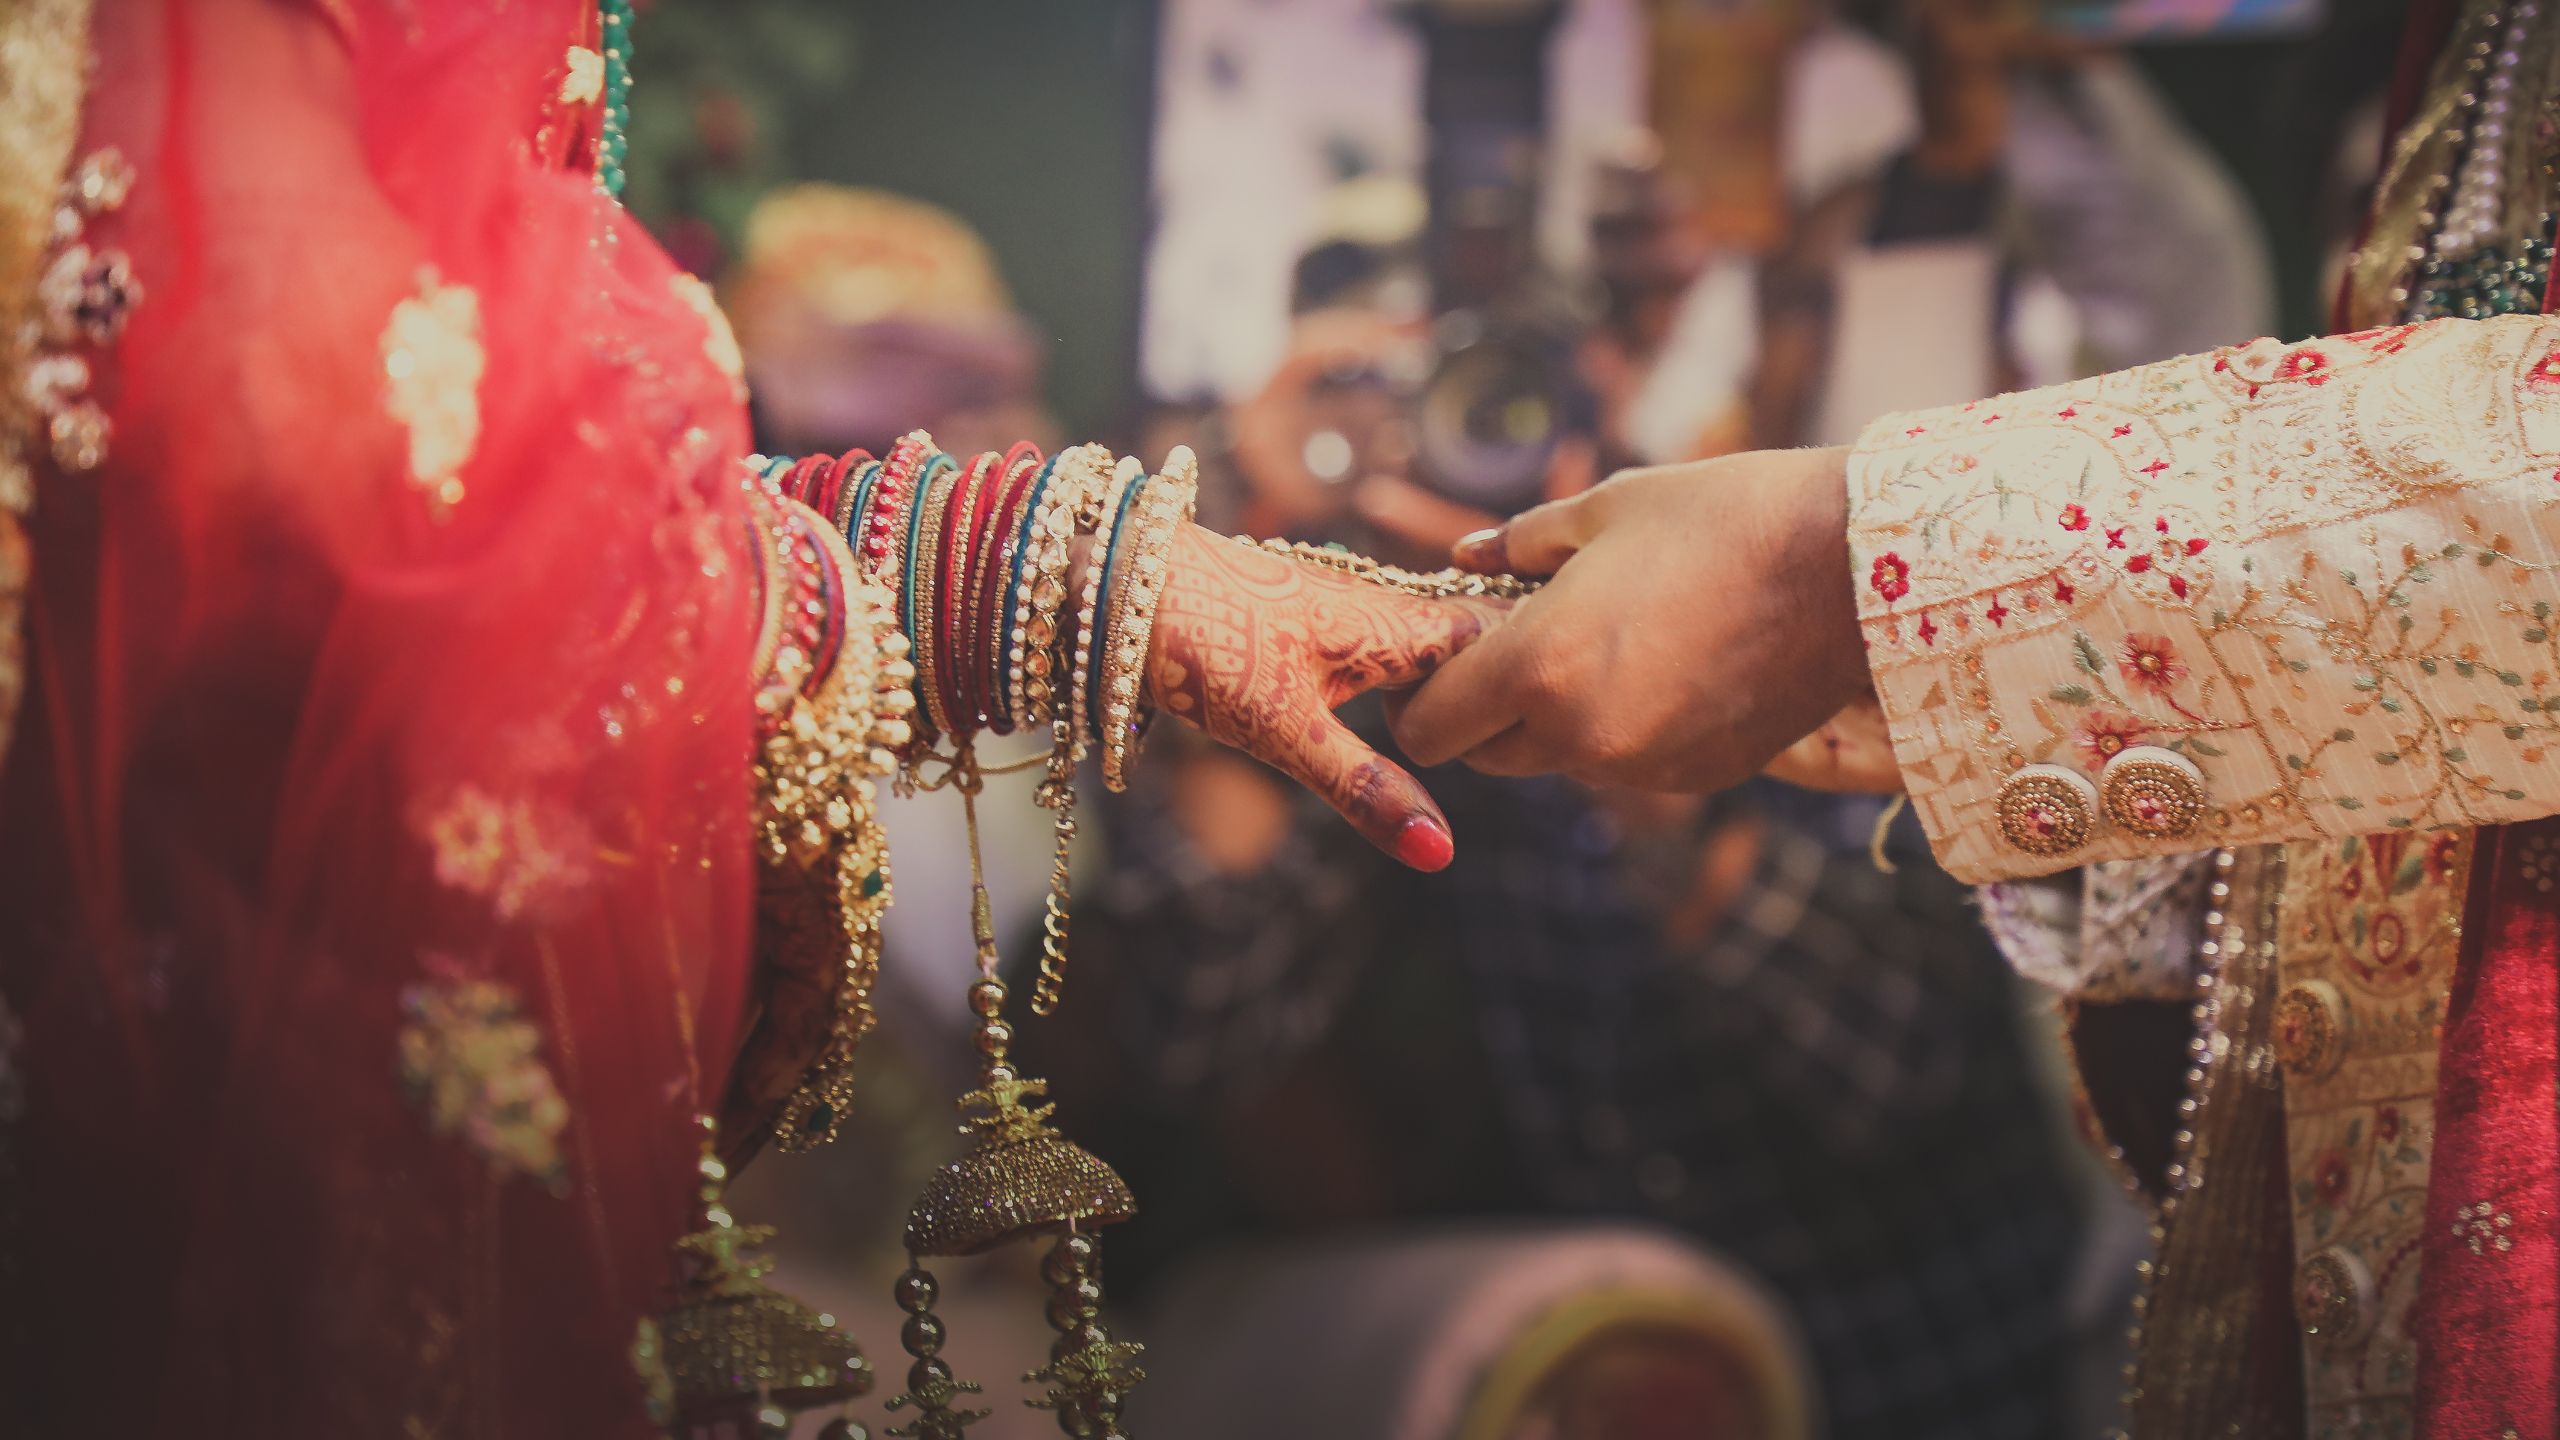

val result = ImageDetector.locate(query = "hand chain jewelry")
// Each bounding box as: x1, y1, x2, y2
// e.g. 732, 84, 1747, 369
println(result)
1235, 534, 1543, 600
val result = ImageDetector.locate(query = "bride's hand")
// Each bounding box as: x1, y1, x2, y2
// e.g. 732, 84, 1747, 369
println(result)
1147, 525, 1510, 870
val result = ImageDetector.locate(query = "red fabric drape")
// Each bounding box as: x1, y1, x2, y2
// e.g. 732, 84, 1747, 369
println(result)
2414, 820, 2560, 1438
1, 1, 763, 1433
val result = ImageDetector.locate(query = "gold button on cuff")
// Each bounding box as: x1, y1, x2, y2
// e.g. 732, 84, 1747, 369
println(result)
2272, 979, 2346, 1079
1995, 764, 2098, 858
2099, 744, 2206, 840
2296, 1246, 2374, 1344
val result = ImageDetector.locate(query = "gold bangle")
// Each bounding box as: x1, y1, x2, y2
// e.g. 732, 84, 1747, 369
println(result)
909, 453, 965, 744
1100, 447, 1197, 792
1013, 444, 1107, 727
1065, 454, 1139, 764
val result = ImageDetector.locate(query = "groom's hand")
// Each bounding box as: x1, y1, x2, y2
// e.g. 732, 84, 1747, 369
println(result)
1387, 447, 1872, 792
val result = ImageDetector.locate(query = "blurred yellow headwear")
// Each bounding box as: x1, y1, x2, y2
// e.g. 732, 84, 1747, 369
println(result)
728, 183, 1013, 332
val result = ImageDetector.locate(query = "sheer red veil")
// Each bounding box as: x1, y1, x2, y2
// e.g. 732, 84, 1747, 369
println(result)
1, 1, 772, 1431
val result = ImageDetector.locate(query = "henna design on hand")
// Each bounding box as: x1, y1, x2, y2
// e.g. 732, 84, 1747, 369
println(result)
1146, 524, 1508, 868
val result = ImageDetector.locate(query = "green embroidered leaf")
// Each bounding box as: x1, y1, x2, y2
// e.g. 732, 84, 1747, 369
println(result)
2500, 670, 2525, 686
2376, 751, 2402, 764
2288, 753, 2309, 771
2507, 725, 2529, 740
2187, 737, 2227, 758
2446, 542, 2468, 559
2510, 788, 2530, 801
2528, 628, 2549, 644
2289, 659, 2314, 673
2340, 836, 2363, 862
2445, 747, 2468, 764
2419, 658, 2438, 675
2480, 550, 2500, 567
2407, 563, 2433, 584
2338, 796, 2366, 811
2388, 816, 2413, 827
2073, 633, 2104, 675
2353, 673, 2381, 691
2332, 728, 2357, 742
2049, 684, 2095, 705
2456, 660, 2477, 677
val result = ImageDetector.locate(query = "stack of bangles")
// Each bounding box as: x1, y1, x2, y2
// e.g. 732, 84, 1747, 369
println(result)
747, 434, 1199, 790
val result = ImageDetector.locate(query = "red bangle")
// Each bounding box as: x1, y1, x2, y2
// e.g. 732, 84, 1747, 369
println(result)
937, 453, 1000, 732
974, 443, 1044, 731
967, 443, 1042, 727
862, 433, 931, 574
815, 448, 870, 530
780, 453, 829, 508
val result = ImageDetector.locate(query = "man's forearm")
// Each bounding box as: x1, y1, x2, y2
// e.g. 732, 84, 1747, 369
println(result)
1849, 313, 2560, 881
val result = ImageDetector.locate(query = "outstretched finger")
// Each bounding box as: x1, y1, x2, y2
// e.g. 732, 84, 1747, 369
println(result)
1273, 707, 1459, 871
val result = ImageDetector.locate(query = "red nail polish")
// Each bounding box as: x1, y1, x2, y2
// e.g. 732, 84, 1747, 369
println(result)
1394, 816, 1454, 872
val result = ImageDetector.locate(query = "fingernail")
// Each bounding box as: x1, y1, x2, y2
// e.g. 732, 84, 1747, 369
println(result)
1393, 815, 1455, 872
1453, 526, 1509, 572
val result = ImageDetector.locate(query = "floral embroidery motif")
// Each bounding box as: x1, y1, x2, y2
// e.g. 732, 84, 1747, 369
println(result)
2074, 709, 2146, 762
396, 966, 571, 1191
2273, 831, 2466, 1434
561, 44, 604, 106
380, 268, 484, 519
417, 783, 593, 921
2453, 1199, 2517, 1256
1869, 552, 1910, 603
25, 147, 138, 475
666, 272, 746, 400
1849, 314, 2560, 881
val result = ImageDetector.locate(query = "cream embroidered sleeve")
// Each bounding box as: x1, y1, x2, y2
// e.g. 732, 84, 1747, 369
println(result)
1850, 313, 2560, 883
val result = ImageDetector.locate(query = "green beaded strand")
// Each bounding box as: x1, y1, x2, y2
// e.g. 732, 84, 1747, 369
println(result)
597, 0, 634, 197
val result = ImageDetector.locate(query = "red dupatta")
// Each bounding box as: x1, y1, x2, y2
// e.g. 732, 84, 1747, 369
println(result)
0, 1, 769, 1433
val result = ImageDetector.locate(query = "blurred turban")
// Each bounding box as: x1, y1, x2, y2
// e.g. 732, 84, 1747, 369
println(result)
723, 183, 1045, 454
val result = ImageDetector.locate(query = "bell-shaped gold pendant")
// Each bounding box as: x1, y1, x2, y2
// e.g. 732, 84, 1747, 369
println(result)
636, 1121, 875, 1438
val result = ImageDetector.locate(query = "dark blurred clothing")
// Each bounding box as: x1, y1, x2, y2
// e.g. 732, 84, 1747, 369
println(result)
1022, 711, 2080, 1440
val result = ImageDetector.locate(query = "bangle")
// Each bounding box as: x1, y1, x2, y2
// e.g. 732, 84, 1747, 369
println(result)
820, 448, 872, 534
839, 459, 884, 552
995, 453, 1064, 733
1086, 464, 1153, 744
1099, 447, 1197, 791
1017, 445, 1107, 728
862, 431, 933, 588
936, 453, 1000, 735
780, 453, 829, 509
972, 445, 1044, 732
909, 451, 966, 741
1065, 455, 1140, 762
955, 447, 1026, 731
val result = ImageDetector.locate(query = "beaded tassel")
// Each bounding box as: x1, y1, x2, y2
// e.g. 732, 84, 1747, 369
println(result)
1025, 1230, 1145, 1440
597, 0, 634, 196
883, 1264, 989, 1438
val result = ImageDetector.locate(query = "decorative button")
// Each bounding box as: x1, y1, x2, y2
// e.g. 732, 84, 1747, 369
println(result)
1995, 764, 2098, 857
2272, 979, 2347, 1078
2099, 745, 2206, 840
2295, 1246, 2374, 1344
